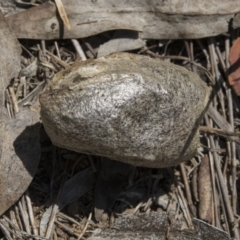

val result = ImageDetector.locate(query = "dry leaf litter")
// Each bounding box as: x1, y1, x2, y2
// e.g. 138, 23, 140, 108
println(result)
0, 30, 240, 240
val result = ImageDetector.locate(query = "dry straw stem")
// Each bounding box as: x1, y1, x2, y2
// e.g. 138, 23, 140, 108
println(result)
71, 39, 87, 60
45, 50, 70, 69
8, 87, 19, 113
25, 192, 38, 236
77, 211, 92, 240
180, 163, 196, 217
55, 220, 80, 238
145, 50, 215, 84
0, 216, 47, 240
206, 111, 239, 238
227, 89, 238, 215
55, 0, 71, 30
199, 126, 240, 144
3, 28, 240, 239
45, 205, 59, 239
177, 186, 194, 229
203, 36, 239, 239
18, 198, 31, 235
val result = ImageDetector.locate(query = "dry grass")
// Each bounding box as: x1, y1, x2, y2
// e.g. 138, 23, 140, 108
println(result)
0, 32, 240, 239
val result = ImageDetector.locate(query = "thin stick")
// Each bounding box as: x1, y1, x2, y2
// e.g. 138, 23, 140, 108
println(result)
0, 220, 14, 240
57, 212, 81, 226
146, 50, 215, 84
18, 199, 31, 235
195, 40, 211, 70
71, 39, 87, 60
54, 41, 61, 59
55, 0, 71, 30
208, 150, 218, 227
46, 50, 70, 69
9, 87, 19, 114
55, 220, 80, 238
189, 40, 196, 73
177, 187, 193, 229
206, 117, 239, 239
180, 163, 196, 217
82, 39, 97, 58
14, 206, 23, 231
227, 89, 237, 214
25, 191, 38, 235
77, 212, 92, 240
45, 204, 59, 239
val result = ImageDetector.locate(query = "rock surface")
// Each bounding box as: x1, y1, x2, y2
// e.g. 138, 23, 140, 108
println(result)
88, 212, 233, 240
40, 53, 209, 168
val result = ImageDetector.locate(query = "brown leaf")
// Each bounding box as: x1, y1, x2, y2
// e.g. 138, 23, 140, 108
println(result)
198, 155, 212, 223
228, 37, 240, 95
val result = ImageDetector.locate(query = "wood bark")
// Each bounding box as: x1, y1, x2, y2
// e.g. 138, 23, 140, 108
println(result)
6, 0, 240, 40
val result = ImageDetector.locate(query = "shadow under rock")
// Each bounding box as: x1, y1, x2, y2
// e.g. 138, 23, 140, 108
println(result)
13, 122, 41, 177
0, 109, 41, 216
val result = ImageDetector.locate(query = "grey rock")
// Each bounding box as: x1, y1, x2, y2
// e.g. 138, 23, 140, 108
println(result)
40, 53, 210, 168
88, 212, 233, 240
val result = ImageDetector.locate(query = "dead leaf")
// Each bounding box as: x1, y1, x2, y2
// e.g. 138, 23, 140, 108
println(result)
97, 30, 146, 57
198, 155, 212, 223
56, 167, 96, 210
117, 186, 147, 208
228, 37, 240, 95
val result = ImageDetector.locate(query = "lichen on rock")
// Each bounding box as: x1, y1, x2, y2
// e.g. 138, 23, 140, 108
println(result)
40, 53, 210, 168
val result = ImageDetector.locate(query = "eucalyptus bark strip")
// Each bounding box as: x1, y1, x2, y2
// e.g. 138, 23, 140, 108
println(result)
6, 0, 240, 40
